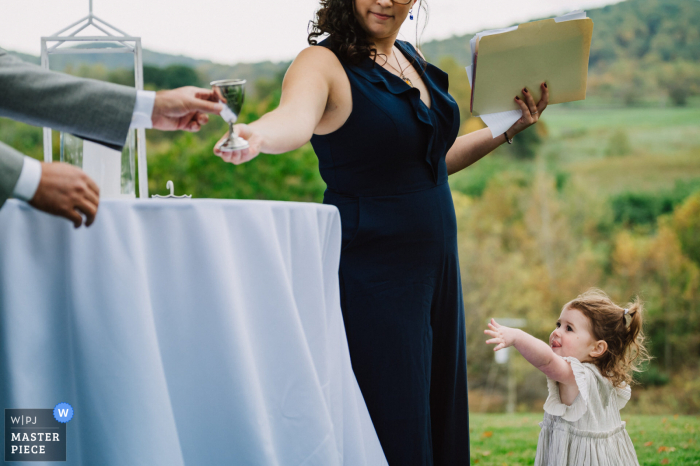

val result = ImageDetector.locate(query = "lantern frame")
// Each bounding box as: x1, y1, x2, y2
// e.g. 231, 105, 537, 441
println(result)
41, 0, 149, 198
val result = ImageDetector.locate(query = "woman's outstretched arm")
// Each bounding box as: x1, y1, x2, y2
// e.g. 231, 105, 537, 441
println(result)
213, 46, 339, 164
445, 83, 550, 175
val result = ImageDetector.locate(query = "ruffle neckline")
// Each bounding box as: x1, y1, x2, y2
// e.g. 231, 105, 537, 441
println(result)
543, 357, 633, 422
543, 357, 590, 422
345, 40, 451, 183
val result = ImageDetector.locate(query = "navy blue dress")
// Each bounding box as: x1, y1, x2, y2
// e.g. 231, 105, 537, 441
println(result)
310, 38, 470, 466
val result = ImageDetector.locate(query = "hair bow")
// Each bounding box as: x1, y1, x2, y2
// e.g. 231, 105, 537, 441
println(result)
623, 308, 632, 328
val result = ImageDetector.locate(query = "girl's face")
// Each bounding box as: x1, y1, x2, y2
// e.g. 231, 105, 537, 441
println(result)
354, 0, 415, 41
549, 306, 601, 363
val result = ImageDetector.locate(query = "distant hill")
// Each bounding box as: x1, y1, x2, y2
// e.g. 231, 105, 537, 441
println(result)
421, 0, 700, 69
6, 43, 290, 91
6, 0, 699, 102
8, 43, 215, 69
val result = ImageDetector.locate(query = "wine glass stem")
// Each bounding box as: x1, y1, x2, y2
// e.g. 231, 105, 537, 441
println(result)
228, 121, 235, 144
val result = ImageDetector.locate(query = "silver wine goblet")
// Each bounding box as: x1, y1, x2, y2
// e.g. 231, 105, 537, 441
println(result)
211, 79, 249, 151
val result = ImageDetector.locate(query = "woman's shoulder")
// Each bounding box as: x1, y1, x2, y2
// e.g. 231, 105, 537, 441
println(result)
292, 44, 344, 74
297, 41, 338, 61
287, 45, 349, 102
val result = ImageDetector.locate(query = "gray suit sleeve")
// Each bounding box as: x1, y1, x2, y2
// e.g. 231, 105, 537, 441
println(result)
0, 48, 137, 151
0, 142, 26, 209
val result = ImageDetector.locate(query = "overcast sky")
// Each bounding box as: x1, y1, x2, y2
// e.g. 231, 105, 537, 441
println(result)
1, 0, 623, 64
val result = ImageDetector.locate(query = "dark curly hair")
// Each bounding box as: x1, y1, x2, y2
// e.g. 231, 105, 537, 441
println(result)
308, 0, 428, 65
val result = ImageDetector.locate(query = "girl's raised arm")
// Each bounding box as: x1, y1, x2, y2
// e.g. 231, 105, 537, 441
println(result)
485, 319, 577, 386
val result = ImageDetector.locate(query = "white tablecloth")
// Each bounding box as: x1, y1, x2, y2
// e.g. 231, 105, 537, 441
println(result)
0, 199, 387, 466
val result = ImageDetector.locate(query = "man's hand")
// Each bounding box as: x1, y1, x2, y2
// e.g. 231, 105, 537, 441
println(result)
29, 162, 100, 228
151, 87, 224, 132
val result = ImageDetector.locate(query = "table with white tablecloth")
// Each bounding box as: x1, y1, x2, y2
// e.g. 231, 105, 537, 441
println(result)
0, 199, 387, 466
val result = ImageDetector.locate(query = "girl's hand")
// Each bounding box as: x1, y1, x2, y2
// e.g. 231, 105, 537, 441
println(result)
213, 123, 263, 165
484, 318, 519, 351
508, 82, 549, 137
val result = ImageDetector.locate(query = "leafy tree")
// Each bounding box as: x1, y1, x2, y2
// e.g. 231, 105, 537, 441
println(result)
658, 60, 700, 106
611, 180, 700, 227
505, 124, 545, 160
107, 68, 135, 87
147, 75, 326, 202
425, 0, 700, 107
144, 64, 202, 90
671, 192, 700, 266
147, 131, 326, 202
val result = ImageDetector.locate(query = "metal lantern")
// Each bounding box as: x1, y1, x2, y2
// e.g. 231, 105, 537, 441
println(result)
41, 0, 149, 198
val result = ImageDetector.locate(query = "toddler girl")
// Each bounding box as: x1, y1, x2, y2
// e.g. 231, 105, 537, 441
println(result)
484, 288, 649, 465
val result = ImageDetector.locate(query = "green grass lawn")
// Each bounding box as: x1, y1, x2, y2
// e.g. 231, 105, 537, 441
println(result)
539, 106, 700, 196
450, 106, 700, 198
542, 106, 700, 135
469, 414, 700, 465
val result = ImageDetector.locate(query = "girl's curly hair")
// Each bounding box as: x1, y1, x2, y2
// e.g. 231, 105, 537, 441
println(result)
566, 289, 651, 388
308, 0, 428, 65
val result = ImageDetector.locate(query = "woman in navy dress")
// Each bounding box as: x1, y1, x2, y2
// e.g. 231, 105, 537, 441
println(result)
214, 1, 549, 464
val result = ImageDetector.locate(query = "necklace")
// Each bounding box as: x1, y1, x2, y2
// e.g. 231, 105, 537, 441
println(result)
384, 47, 414, 88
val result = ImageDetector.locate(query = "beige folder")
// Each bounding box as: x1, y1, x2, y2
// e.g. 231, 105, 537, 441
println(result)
470, 18, 594, 116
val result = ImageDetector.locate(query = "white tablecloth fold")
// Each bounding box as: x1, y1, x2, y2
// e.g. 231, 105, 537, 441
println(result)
0, 199, 387, 466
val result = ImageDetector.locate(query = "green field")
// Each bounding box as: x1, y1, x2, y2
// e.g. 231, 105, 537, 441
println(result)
469, 414, 700, 465
541, 106, 700, 195
450, 105, 700, 199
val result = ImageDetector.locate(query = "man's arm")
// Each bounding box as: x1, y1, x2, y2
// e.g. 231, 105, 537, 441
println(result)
0, 142, 24, 209
0, 49, 224, 149
0, 49, 137, 151
0, 144, 100, 228
0, 48, 223, 227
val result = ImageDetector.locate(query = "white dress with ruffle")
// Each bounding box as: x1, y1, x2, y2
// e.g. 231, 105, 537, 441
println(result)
534, 356, 640, 466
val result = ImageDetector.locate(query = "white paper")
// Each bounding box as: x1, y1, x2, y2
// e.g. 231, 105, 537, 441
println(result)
480, 110, 525, 137
469, 25, 520, 67
220, 105, 237, 124
554, 10, 587, 23
82, 140, 124, 199
466, 11, 587, 138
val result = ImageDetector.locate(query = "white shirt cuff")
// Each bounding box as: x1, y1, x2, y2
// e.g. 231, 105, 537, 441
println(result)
12, 157, 42, 202
130, 90, 156, 129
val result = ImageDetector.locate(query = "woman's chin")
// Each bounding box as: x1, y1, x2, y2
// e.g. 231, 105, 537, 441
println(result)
365, 24, 396, 40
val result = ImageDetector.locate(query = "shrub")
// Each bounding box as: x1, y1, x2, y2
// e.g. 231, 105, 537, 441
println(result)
635, 362, 670, 387
611, 180, 700, 226
605, 129, 632, 157
671, 192, 700, 266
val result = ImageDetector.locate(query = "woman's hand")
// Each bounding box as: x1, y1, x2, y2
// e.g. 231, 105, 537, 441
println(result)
213, 123, 264, 165
508, 82, 549, 137
484, 318, 520, 351
210, 46, 341, 164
